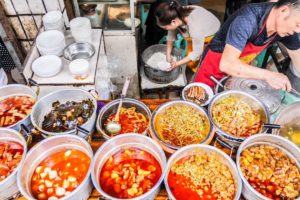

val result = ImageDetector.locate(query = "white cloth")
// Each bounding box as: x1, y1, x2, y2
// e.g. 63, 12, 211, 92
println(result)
0, 68, 8, 87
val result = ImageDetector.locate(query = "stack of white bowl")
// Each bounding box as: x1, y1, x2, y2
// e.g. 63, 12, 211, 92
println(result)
43, 11, 65, 32
36, 30, 66, 56
70, 17, 92, 43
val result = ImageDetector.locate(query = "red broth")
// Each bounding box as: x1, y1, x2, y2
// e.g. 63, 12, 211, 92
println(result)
99, 147, 162, 198
104, 107, 148, 135
0, 96, 35, 127
31, 149, 90, 200
0, 141, 24, 181
167, 153, 236, 200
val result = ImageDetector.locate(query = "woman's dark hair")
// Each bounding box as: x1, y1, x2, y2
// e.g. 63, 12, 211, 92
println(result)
274, 0, 300, 9
155, 0, 194, 26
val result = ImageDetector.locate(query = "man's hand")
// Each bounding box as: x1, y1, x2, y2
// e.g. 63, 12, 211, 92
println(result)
264, 71, 292, 91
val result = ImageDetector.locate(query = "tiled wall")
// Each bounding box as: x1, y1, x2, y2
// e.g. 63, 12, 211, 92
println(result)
0, 0, 69, 52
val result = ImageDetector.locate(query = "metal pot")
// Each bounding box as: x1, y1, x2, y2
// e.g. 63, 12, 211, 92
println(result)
236, 134, 300, 200
142, 44, 183, 84
212, 76, 283, 114
0, 84, 38, 131
208, 90, 270, 147
17, 135, 94, 200
0, 128, 27, 199
91, 134, 167, 200
96, 98, 151, 139
150, 100, 214, 153
273, 102, 300, 146
30, 89, 97, 139
165, 144, 242, 200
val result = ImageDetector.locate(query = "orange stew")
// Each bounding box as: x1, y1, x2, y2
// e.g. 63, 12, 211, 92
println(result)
0, 96, 35, 127
104, 107, 148, 135
100, 147, 162, 198
167, 153, 236, 200
31, 149, 90, 200
0, 141, 24, 181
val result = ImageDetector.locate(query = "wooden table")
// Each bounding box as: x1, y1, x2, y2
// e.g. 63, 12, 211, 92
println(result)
17, 99, 243, 200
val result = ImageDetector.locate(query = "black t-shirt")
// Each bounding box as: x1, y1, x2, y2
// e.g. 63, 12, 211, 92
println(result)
207, 2, 300, 54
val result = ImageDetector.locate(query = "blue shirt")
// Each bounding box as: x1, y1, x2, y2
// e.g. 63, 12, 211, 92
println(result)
208, 2, 300, 54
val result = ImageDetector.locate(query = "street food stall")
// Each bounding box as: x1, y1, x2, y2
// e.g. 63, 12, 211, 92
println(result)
1, 0, 300, 200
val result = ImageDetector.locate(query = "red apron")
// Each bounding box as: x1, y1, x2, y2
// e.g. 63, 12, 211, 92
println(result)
194, 18, 276, 88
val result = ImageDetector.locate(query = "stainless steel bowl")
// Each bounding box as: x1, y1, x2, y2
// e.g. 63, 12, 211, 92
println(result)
31, 89, 97, 138
63, 42, 95, 61
165, 144, 242, 200
0, 84, 37, 131
236, 134, 300, 200
91, 134, 167, 200
208, 90, 270, 147
17, 135, 94, 200
150, 100, 214, 152
273, 102, 300, 146
96, 98, 151, 139
0, 128, 27, 199
142, 44, 183, 84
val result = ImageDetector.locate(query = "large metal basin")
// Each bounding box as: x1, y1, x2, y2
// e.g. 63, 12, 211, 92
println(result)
236, 134, 300, 200
142, 44, 183, 84
91, 134, 167, 200
0, 84, 37, 131
208, 90, 270, 147
30, 89, 97, 138
0, 128, 27, 199
96, 98, 151, 139
273, 102, 300, 147
150, 100, 214, 153
17, 135, 94, 200
165, 144, 242, 199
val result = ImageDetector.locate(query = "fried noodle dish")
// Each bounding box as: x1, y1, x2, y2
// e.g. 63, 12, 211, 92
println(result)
212, 96, 262, 137
155, 104, 209, 147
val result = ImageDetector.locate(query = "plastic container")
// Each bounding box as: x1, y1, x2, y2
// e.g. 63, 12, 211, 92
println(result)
69, 59, 90, 80
91, 134, 167, 200
42, 10, 64, 32
70, 17, 92, 43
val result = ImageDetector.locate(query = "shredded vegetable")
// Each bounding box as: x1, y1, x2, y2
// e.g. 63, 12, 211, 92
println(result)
155, 104, 209, 147
212, 96, 262, 137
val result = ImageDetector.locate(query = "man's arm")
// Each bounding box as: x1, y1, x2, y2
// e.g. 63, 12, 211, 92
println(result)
220, 44, 292, 91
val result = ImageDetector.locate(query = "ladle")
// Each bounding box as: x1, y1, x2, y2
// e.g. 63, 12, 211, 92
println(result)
105, 77, 131, 135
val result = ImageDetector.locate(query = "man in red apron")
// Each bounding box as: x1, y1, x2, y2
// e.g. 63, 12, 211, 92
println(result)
194, 0, 300, 91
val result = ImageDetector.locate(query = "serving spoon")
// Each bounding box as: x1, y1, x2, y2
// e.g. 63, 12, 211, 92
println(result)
105, 77, 131, 135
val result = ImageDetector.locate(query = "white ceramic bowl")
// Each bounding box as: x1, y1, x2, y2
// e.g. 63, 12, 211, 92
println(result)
32, 55, 62, 77
36, 30, 65, 55
181, 82, 214, 106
